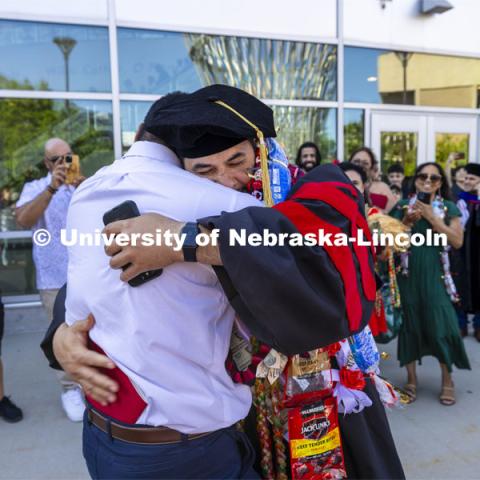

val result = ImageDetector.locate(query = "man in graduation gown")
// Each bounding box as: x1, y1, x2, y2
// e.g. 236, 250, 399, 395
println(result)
43, 85, 404, 479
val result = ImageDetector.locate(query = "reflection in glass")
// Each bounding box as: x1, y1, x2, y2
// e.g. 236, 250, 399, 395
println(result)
0, 238, 36, 296
380, 132, 418, 176
345, 46, 480, 108
0, 99, 114, 233
0, 19, 111, 92
435, 133, 469, 169
271, 107, 336, 162
118, 29, 337, 100
120, 101, 152, 152
344, 109, 364, 161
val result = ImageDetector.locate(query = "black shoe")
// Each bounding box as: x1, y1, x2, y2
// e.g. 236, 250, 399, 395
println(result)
0, 396, 23, 423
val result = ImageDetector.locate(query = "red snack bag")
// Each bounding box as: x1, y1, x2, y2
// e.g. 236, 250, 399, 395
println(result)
288, 397, 347, 480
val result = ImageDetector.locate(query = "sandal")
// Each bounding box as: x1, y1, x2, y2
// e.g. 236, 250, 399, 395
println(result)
402, 383, 417, 403
439, 385, 456, 406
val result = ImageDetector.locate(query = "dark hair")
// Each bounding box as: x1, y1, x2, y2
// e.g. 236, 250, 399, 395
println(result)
410, 162, 451, 200
339, 162, 368, 184
387, 163, 404, 175
295, 142, 322, 168
390, 184, 402, 195
348, 147, 378, 168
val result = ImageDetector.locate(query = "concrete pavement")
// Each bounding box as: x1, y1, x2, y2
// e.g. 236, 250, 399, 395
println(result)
1, 324, 479, 479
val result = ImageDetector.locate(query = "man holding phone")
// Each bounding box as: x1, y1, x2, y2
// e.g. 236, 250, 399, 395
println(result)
16, 137, 85, 422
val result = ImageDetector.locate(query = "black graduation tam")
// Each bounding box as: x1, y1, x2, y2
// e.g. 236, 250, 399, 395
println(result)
143, 84, 276, 158
465, 163, 480, 178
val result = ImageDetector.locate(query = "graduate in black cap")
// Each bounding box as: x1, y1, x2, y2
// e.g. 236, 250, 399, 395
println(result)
44, 85, 404, 479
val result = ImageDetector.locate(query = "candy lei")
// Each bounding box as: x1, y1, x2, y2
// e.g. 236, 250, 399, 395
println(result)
255, 378, 274, 479
403, 195, 459, 303
270, 381, 288, 480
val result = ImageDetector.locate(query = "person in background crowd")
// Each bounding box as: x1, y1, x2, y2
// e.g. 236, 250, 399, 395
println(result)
338, 162, 368, 203
455, 163, 480, 340
390, 184, 403, 204
15, 138, 85, 422
0, 296, 23, 422
295, 141, 322, 172
387, 163, 410, 199
445, 153, 467, 201
391, 162, 469, 406
349, 147, 397, 213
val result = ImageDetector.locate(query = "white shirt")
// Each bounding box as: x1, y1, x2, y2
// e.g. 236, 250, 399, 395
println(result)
17, 173, 75, 290
65, 141, 262, 433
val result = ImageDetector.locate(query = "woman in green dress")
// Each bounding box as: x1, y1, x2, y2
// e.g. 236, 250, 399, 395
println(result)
391, 162, 470, 406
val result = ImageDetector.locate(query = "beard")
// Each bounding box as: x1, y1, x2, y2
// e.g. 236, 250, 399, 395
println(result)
302, 161, 317, 172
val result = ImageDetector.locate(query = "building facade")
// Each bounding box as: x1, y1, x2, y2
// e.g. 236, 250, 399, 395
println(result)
0, 0, 479, 302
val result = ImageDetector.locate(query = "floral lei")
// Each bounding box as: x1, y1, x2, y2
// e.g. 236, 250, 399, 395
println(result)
401, 194, 459, 303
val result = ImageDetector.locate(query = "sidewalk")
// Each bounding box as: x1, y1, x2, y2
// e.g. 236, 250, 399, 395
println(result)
1, 328, 479, 479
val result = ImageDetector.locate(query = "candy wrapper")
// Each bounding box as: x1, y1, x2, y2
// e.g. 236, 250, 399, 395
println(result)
284, 350, 333, 407
288, 397, 347, 479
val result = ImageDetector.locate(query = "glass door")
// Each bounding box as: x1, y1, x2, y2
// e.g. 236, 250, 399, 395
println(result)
370, 112, 426, 177
428, 115, 477, 169
370, 111, 478, 177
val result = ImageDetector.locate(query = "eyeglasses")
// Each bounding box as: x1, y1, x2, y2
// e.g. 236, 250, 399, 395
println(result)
47, 153, 73, 164
415, 173, 442, 184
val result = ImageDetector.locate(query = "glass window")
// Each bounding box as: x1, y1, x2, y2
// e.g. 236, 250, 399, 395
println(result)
0, 98, 113, 230
0, 237, 36, 296
435, 133, 469, 170
120, 101, 152, 152
345, 46, 480, 108
380, 132, 418, 177
344, 109, 364, 161
118, 29, 337, 100
270, 107, 336, 162
0, 98, 114, 296
0, 19, 111, 92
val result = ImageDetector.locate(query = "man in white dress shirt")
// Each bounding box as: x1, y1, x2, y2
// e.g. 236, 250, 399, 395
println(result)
60, 90, 268, 479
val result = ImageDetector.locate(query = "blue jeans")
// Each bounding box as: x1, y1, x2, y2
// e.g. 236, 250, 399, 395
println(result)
457, 310, 480, 330
82, 412, 259, 479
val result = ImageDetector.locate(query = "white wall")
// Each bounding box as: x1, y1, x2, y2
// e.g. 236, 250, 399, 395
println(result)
0, 0, 108, 23
114, 0, 337, 41
344, 0, 480, 57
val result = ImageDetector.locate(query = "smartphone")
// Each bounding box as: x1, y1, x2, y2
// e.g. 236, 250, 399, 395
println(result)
65, 154, 81, 185
454, 152, 465, 160
417, 191, 431, 204
103, 200, 163, 287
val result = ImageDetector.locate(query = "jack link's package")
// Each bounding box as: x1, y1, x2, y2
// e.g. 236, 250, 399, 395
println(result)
288, 396, 346, 480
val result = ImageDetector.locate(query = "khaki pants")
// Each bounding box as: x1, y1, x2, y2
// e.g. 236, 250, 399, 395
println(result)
39, 289, 78, 391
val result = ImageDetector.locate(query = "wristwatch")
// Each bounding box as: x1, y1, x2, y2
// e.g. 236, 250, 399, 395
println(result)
180, 222, 200, 262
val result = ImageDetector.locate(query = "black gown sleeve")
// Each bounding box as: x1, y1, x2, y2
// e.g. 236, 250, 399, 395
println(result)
40, 283, 67, 370
199, 164, 375, 356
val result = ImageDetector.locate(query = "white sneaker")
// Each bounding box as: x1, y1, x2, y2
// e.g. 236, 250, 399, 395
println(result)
61, 387, 85, 422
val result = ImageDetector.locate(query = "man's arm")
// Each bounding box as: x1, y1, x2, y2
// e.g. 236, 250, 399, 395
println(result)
40, 284, 119, 405
104, 165, 376, 355
16, 162, 67, 228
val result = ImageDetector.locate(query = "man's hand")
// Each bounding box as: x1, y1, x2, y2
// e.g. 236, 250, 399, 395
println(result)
53, 316, 119, 406
414, 200, 436, 224
71, 175, 86, 188
50, 161, 67, 190
103, 213, 184, 282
